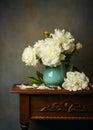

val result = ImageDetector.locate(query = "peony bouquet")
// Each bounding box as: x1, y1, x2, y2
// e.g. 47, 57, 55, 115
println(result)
21, 29, 89, 91
22, 29, 82, 67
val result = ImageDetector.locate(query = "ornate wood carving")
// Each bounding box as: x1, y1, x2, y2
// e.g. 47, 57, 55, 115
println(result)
40, 101, 92, 113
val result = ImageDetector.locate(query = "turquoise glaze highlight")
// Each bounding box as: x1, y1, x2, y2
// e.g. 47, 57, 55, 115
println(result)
43, 64, 65, 87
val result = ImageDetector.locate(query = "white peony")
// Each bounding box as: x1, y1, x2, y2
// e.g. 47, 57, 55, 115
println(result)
38, 38, 63, 67
51, 29, 74, 42
62, 42, 75, 54
22, 46, 38, 66
34, 39, 45, 57
62, 71, 89, 91
50, 29, 75, 54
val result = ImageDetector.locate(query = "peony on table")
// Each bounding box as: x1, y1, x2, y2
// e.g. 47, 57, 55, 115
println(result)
17, 71, 90, 92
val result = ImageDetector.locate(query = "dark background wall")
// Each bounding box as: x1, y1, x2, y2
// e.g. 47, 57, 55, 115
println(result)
0, 0, 93, 130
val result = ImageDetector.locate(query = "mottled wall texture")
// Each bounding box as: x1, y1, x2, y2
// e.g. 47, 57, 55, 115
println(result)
0, 0, 93, 130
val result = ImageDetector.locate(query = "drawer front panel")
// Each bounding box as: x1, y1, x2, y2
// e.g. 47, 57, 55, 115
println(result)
30, 95, 93, 120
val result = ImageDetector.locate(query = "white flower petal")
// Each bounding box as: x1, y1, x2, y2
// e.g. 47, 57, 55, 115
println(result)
62, 71, 89, 91
22, 46, 38, 66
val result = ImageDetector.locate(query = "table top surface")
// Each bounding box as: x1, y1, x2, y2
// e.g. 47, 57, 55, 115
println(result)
10, 84, 93, 95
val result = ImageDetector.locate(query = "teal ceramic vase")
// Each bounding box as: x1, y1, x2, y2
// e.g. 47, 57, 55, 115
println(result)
43, 64, 65, 87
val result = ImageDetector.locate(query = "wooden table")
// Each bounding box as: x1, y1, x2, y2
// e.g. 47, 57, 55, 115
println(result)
11, 85, 93, 130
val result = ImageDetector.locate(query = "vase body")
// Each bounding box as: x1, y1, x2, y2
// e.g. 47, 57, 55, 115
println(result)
43, 64, 65, 87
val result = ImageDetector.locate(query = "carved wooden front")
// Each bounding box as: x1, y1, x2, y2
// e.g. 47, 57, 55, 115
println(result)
30, 95, 93, 120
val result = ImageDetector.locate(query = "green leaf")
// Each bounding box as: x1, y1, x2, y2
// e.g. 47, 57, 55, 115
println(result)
36, 71, 43, 81
28, 77, 43, 86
